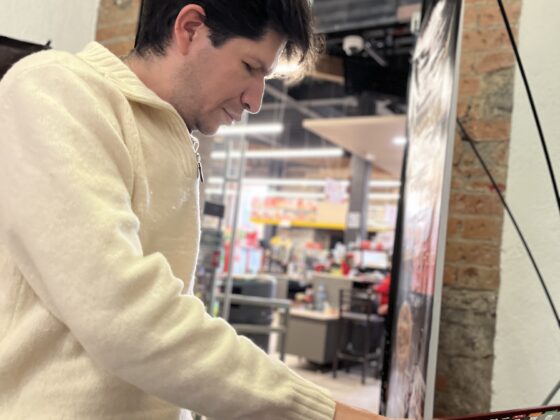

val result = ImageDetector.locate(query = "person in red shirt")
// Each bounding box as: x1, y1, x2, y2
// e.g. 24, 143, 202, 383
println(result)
374, 273, 391, 315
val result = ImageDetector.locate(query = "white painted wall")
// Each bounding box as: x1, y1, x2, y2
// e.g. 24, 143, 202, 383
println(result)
0, 0, 100, 53
493, 0, 560, 410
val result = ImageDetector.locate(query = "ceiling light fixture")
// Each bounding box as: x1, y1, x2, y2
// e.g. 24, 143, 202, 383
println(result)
264, 191, 325, 200
208, 177, 400, 189
204, 188, 325, 200
206, 188, 399, 202
370, 180, 401, 188
368, 193, 400, 201
216, 123, 284, 136
208, 177, 326, 187
211, 148, 344, 160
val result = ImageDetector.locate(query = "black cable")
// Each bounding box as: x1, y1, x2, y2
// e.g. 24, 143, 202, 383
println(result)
543, 379, 560, 405
456, 119, 560, 330
496, 2, 560, 403
496, 0, 560, 216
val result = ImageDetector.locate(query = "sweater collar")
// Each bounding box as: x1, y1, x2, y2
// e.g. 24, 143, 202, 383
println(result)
77, 42, 176, 113
77, 42, 199, 152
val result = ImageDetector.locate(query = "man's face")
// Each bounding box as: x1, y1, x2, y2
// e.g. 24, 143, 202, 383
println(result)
169, 27, 286, 135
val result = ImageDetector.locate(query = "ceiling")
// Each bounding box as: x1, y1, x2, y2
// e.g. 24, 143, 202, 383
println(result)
302, 114, 406, 176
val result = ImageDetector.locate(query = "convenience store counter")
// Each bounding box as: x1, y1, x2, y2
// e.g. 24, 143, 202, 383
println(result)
285, 308, 340, 365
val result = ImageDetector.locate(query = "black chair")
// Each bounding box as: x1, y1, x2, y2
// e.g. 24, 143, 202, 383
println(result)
0, 36, 50, 80
332, 289, 385, 384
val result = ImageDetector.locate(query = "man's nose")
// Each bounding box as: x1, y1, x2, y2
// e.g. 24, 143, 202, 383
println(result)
241, 78, 266, 114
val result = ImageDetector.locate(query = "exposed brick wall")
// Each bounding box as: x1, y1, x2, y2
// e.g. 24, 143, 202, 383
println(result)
95, 0, 141, 57
434, 0, 522, 416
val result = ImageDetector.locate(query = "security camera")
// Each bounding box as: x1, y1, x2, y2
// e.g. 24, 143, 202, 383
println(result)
342, 35, 365, 56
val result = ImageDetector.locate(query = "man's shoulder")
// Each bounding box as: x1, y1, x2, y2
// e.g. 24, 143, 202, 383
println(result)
1, 46, 111, 93
0, 46, 129, 120
5, 48, 80, 80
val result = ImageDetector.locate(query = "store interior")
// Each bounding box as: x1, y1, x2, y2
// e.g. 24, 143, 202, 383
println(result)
2, 0, 559, 418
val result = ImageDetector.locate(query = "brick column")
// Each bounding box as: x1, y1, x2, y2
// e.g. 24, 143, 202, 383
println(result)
95, 0, 141, 57
434, 0, 522, 416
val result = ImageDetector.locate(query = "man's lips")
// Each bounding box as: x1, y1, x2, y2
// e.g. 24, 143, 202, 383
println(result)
224, 109, 242, 122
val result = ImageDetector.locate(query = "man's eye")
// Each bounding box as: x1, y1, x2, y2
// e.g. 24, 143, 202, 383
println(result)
244, 62, 254, 74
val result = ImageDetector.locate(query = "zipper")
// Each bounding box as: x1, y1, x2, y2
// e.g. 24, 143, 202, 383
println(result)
191, 135, 204, 183
122, 88, 204, 183
196, 153, 204, 183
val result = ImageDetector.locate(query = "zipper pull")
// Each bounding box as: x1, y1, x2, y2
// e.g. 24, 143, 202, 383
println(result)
196, 153, 204, 183
190, 134, 204, 183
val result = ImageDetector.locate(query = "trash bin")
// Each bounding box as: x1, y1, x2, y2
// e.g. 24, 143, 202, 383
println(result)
227, 275, 277, 352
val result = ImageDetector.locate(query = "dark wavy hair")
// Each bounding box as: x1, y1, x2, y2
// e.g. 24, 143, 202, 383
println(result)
134, 0, 321, 74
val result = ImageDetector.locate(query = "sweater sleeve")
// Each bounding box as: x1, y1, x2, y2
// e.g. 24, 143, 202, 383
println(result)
0, 61, 336, 420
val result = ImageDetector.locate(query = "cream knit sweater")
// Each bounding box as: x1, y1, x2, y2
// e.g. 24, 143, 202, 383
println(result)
0, 42, 336, 420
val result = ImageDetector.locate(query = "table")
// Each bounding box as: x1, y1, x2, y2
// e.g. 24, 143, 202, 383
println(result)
285, 308, 340, 364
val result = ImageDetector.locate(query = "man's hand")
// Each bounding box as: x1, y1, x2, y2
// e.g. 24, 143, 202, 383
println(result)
334, 402, 402, 420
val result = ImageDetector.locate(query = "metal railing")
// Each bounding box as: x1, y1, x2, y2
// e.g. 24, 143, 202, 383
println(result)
216, 294, 291, 361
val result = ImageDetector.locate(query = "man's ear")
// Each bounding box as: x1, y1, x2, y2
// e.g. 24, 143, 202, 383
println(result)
173, 4, 207, 55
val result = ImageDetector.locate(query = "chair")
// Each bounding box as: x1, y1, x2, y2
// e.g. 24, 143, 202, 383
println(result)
332, 289, 385, 384
0, 36, 50, 80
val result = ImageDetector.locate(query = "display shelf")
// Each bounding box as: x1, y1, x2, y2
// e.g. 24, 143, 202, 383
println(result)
250, 218, 393, 233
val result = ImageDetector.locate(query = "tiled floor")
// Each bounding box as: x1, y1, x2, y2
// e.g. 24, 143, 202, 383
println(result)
284, 355, 381, 413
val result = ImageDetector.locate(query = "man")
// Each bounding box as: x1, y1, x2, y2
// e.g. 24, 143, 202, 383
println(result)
0, 1, 395, 419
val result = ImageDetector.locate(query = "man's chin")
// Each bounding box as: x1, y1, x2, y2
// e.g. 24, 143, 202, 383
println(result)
181, 116, 218, 136
194, 124, 221, 136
